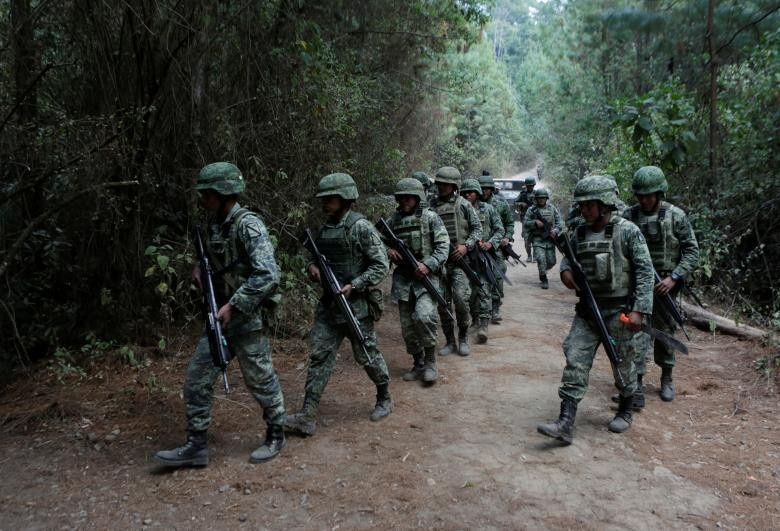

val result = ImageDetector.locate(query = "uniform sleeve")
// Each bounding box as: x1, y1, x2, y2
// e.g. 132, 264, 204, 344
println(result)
672, 210, 700, 279
522, 207, 537, 232
422, 211, 451, 272
350, 219, 390, 291
552, 206, 565, 232
463, 202, 483, 250
229, 216, 281, 314
487, 205, 505, 248
625, 225, 654, 315
498, 199, 515, 240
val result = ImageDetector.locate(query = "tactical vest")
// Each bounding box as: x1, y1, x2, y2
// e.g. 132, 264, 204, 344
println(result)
529, 205, 555, 237
315, 211, 366, 284
391, 207, 433, 260
628, 202, 680, 272
575, 217, 632, 299
434, 195, 470, 245
475, 202, 496, 237
206, 207, 254, 303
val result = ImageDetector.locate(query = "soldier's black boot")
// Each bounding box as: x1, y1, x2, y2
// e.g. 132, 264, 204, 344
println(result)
370, 384, 393, 421
422, 346, 438, 383
491, 301, 502, 324
284, 396, 317, 436
537, 399, 577, 445
402, 351, 424, 381
611, 374, 644, 410
439, 324, 457, 356
476, 318, 489, 344
154, 431, 209, 467
540, 274, 549, 289
660, 367, 675, 401
457, 325, 471, 356
608, 395, 634, 433
250, 424, 286, 464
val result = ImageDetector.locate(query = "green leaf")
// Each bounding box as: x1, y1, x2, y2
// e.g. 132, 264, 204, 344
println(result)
144, 245, 157, 256
157, 255, 170, 270
156, 282, 168, 296
158, 337, 167, 350
637, 116, 654, 132
145, 265, 157, 278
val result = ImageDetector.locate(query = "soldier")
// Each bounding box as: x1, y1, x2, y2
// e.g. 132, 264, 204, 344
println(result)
622, 166, 699, 403
284, 173, 392, 436
384, 178, 450, 383
479, 171, 515, 323
430, 167, 482, 356
460, 178, 504, 344
411, 171, 436, 207
537, 175, 654, 444
522, 188, 564, 289
155, 162, 286, 467
514, 176, 537, 261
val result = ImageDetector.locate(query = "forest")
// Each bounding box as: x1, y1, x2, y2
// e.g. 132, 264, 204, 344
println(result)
1, 0, 778, 384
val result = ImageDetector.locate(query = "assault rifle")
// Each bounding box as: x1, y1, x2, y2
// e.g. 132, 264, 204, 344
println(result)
500, 244, 527, 267
194, 226, 232, 394
534, 209, 555, 240
375, 218, 454, 321
653, 270, 691, 341
470, 245, 499, 290
301, 229, 375, 364
449, 243, 482, 288
477, 245, 513, 286
554, 232, 626, 389
619, 314, 688, 355
681, 280, 705, 308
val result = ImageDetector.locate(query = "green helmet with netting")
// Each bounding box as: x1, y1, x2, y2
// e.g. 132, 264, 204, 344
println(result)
316, 172, 359, 200
478, 174, 496, 189
394, 177, 426, 201
434, 166, 462, 186
195, 162, 246, 195
534, 187, 550, 199
524, 176, 537, 186
632, 166, 668, 195
411, 171, 432, 188
574, 175, 619, 207
460, 178, 482, 195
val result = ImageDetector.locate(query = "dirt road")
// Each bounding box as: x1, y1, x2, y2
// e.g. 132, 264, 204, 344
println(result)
1, 222, 778, 528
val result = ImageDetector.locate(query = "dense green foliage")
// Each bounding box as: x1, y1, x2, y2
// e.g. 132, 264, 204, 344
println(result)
491, 0, 779, 323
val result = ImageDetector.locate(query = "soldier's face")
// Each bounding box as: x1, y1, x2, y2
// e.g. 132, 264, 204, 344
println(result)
461, 191, 478, 205
635, 193, 660, 213
437, 183, 455, 197
579, 200, 604, 224
526, 185, 534, 192
198, 190, 221, 212
321, 196, 345, 218
481, 187, 493, 200
536, 197, 547, 207
397, 195, 419, 214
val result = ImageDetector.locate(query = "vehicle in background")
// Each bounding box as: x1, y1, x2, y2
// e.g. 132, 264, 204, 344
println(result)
494, 179, 525, 203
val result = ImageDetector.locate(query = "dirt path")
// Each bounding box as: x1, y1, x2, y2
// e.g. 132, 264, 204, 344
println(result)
1, 223, 778, 529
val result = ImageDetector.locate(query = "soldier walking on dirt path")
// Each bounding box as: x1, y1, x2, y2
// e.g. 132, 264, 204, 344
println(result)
537, 175, 654, 444
284, 173, 392, 437
514, 176, 537, 261
383, 178, 450, 383
461, 178, 504, 344
522, 188, 563, 289
479, 171, 514, 324
620, 166, 699, 404
430, 167, 483, 357
154, 162, 287, 468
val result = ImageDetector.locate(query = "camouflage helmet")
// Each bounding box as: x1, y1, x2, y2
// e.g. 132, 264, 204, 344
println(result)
316, 172, 359, 200
460, 178, 482, 195
534, 187, 550, 199
524, 176, 537, 186
478, 174, 496, 189
632, 166, 668, 195
434, 166, 462, 186
394, 177, 425, 201
573, 175, 619, 207
411, 171, 432, 188
195, 162, 245, 195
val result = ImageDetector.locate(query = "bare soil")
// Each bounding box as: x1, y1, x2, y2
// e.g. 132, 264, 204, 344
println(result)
1, 224, 778, 529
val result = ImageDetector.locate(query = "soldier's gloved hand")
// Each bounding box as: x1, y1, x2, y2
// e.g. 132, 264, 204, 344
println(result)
450, 244, 467, 260
191, 265, 203, 291
414, 263, 430, 279
387, 248, 402, 264
561, 270, 578, 292
217, 303, 234, 327
308, 264, 321, 283
339, 283, 353, 299
655, 276, 677, 295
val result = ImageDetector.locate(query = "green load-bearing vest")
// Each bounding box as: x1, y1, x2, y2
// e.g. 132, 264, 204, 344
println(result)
628, 202, 680, 273
434, 195, 470, 245
575, 217, 632, 299
390, 208, 433, 260
206, 207, 254, 303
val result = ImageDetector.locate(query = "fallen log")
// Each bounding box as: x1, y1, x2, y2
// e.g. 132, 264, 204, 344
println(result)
681, 301, 768, 340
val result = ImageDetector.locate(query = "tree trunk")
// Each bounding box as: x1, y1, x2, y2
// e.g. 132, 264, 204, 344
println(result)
11, 0, 37, 123
682, 302, 768, 340
706, 0, 718, 192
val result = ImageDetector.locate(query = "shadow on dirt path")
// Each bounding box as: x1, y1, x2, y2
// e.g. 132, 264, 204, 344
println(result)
0, 221, 777, 528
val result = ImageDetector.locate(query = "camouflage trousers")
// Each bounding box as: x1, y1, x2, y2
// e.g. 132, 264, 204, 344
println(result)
398, 291, 439, 355
635, 304, 679, 374
532, 241, 557, 276
304, 309, 390, 407
492, 251, 507, 304
522, 227, 532, 258
469, 273, 493, 320
558, 308, 640, 403
185, 330, 286, 433
439, 263, 472, 330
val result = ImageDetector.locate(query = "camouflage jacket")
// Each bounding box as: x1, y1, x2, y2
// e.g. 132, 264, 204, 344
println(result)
474, 201, 505, 249
523, 203, 564, 245
486, 194, 515, 241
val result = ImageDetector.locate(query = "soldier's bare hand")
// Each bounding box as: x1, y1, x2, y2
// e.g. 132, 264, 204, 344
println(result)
191, 266, 203, 291
655, 276, 676, 295
414, 263, 430, 279
339, 283, 353, 299
561, 270, 578, 291
217, 303, 233, 326
626, 311, 643, 333
308, 264, 321, 283
535, 219, 544, 228
500, 238, 510, 247
387, 248, 402, 264
450, 244, 467, 260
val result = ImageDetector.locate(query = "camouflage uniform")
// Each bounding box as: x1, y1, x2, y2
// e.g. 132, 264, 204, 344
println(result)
514, 177, 537, 260
430, 167, 482, 356
385, 178, 450, 382
623, 166, 699, 402
522, 189, 564, 288
480, 174, 514, 320
537, 175, 653, 444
